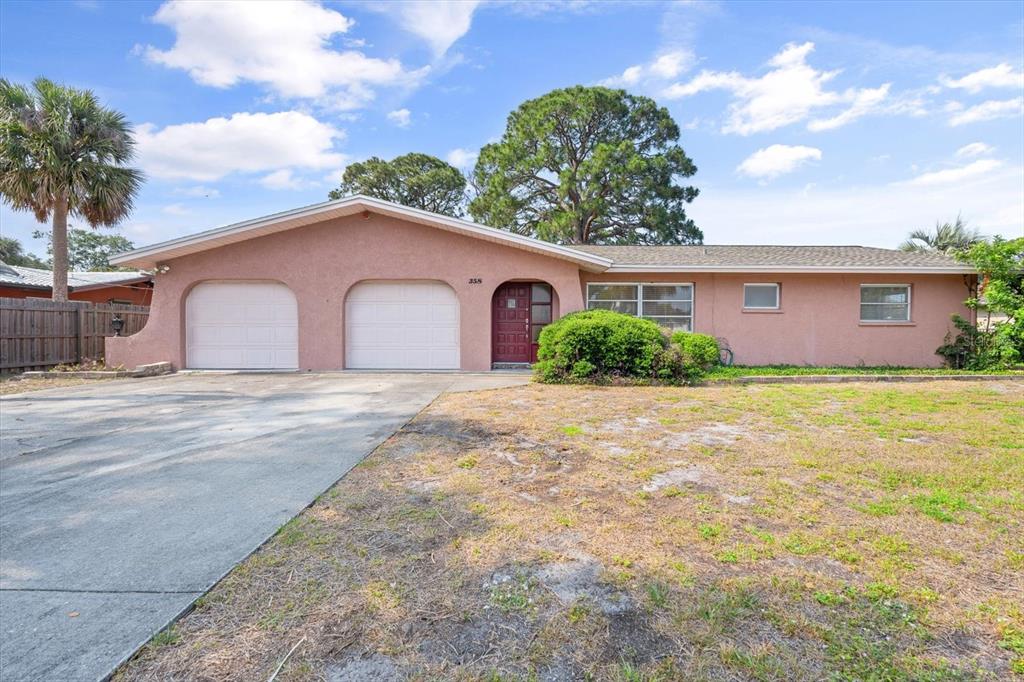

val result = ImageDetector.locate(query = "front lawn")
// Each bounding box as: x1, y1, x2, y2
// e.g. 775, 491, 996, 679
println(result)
118, 381, 1023, 681
706, 364, 1024, 378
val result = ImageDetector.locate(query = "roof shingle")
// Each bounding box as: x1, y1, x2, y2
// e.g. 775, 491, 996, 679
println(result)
571, 245, 966, 269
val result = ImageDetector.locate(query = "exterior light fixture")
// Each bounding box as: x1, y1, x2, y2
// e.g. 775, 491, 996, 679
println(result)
111, 315, 124, 337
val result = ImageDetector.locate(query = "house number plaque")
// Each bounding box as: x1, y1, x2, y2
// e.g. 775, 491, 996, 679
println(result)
468, 278, 482, 284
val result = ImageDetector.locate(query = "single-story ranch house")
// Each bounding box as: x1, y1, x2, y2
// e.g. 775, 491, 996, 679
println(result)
106, 195, 975, 371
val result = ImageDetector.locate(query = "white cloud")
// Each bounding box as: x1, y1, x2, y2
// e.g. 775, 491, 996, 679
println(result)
446, 147, 478, 170
143, 0, 427, 108
160, 203, 192, 216
948, 97, 1024, 126
689, 165, 1024, 247
136, 111, 346, 181
736, 144, 822, 180
495, 0, 604, 16
807, 84, 890, 131
941, 63, 1024, 93
387, 108, 412, 128
955, 142, 995, 158
902, 159, 1004, 187
259, 169, 307, 191
375, 0, 480, 57
600, 50, 694, 87
174, 186, 221, 198
663, 42, 891, 135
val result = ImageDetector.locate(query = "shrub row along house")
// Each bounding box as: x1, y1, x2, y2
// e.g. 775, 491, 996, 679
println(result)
106, 195, 974, 371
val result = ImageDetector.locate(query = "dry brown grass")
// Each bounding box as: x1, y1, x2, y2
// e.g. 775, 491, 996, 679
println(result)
0, 375, 104, 395
116, 381, 1024, 681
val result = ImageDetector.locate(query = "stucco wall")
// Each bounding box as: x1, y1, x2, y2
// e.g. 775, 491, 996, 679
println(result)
578, 272, 972, 367
106, 213, 585, 371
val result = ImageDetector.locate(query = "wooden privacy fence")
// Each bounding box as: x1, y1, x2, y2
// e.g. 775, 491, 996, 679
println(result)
0, 298, 149, 372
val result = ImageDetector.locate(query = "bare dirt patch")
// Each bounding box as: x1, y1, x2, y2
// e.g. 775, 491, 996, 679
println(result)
116, 381, 1024, 681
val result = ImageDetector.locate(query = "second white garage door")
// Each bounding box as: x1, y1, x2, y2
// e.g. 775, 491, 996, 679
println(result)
345, 281, 459, 369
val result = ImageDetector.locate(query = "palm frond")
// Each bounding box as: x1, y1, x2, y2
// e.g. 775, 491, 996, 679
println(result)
0, 77, 142, 227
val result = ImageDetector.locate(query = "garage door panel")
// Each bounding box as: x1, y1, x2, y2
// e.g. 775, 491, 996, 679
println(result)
220, 326, 247, 345
375, 303, 406, 323
431, 327, 459, 345
346, 281, 459, 370
274, 327, 298, 344
432, 304, 458, 323
187, 282, 298, 369
245, 327, 274, 344
243, 304, 277, 323
404, 304, 432, 322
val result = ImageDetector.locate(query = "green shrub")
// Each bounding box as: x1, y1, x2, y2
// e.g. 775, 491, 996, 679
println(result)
936, 314, 1020, 370
936, 236, 1023, 370
571, 359, 596, 379
653, 343, 704, 385
671, 331, 720, 369
535, 309, 701, 385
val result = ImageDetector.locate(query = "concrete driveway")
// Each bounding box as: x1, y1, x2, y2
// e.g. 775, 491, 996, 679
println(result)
0, 372, 527, 682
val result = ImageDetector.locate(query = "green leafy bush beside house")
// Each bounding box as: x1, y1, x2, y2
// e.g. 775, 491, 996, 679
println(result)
937, 237, 1024, 369
534, 310, 718, 385
671, 331, 720, 369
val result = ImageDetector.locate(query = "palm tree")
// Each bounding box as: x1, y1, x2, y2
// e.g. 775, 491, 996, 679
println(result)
0, 78, 142, 301
899, 215, 985, 254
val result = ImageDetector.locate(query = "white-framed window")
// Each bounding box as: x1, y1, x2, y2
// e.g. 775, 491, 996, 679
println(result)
586, 283, 693, 330
743, 283, 780, 310
860, 284, 911, 322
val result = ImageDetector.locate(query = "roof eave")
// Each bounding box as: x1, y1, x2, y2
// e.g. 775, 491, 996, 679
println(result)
109, 195, 613, 271
0, 282, 50, 291
70, 276, 153, 292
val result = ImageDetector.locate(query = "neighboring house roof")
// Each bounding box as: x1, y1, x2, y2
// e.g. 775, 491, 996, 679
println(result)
109, 195, 614, 272
0, 262, 152, 292
109, 195, 974, 274
574, 245, 973, 274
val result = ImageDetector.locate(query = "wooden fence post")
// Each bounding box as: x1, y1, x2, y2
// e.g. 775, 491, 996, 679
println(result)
76, 306, 86, 364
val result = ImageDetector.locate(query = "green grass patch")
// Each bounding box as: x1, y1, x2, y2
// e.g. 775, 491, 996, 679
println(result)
910, 489, 975, 523
707, 365, 1024, 378
150, 626, 179, 647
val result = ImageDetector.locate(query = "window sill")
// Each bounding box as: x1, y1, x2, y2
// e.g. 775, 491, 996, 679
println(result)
859, 321, 915, 327
742, 308, 783, 314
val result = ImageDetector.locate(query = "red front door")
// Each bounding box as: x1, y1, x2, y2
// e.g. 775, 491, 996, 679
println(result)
492, 282, 531, 363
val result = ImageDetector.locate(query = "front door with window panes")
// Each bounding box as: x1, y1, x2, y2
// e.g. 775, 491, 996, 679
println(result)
492, 282, 553, 363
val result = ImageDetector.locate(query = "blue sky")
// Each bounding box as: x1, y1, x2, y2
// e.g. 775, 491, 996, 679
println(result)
1, 0, 1022, 257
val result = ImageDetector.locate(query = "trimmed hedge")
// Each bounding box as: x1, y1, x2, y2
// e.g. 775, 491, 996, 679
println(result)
534, 310, 708, 385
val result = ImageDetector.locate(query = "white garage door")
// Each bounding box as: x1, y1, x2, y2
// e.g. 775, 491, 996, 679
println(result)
345, 281, 459, 369
186, 282, 298, 369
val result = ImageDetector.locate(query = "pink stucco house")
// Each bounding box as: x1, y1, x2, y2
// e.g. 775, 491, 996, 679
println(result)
106, 195, 975, 371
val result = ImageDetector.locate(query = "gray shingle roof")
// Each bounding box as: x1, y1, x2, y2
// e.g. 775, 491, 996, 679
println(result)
0, 263, 151, 290
571, 245, 967, 270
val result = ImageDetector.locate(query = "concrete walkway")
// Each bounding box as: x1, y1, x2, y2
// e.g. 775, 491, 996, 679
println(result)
0, 372, 527, 681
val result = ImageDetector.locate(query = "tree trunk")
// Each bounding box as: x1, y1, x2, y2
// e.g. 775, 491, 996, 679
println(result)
51, 198, 70, 302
